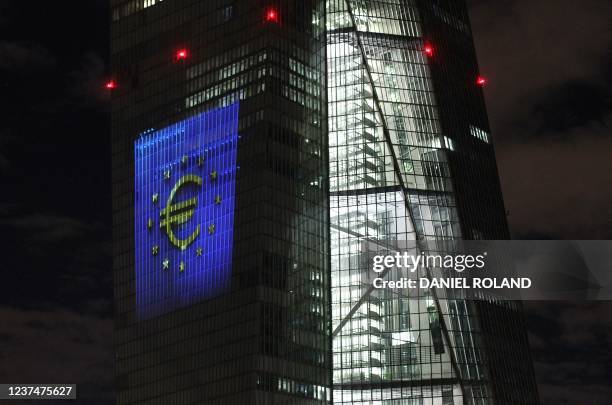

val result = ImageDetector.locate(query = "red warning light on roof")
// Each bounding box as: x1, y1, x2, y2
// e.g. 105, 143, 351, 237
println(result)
175, 49, 189, 61
476, 76, 487, 87
266, 8, 278, 23
105, 80, 116, 90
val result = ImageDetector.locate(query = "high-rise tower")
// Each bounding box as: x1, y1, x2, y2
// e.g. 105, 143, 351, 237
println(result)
111, 0, 539, 404
111, 1, 330, 403
327, 0, 538, 404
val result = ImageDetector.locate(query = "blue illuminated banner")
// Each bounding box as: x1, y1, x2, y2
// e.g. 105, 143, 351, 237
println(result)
134, 103, 239, 319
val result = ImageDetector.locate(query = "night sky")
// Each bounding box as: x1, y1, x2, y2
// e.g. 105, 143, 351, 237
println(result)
0, 1, 610, 404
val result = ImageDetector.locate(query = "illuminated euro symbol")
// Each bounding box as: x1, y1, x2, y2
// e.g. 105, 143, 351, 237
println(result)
160, 174, 203, 250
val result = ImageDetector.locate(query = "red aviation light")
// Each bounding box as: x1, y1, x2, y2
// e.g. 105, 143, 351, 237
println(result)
105, 80, 117, 90
476, 75, 487, 87
424, 43, 434, 57
266, 8, 279, 23
175, 48, 189, 61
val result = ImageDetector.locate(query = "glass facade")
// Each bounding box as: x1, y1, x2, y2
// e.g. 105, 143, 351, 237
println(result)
112, 1, 330, 403
327, 0, 538, 404
328, 1, 471, 403
112, 0, 539, 404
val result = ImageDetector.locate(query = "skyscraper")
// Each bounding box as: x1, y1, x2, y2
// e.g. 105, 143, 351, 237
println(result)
111, 1, 538, 404
112, 1, 330, 403
327, 1, 538, 404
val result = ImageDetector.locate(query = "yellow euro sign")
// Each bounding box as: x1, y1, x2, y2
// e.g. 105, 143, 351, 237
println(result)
160, 174, 202, 250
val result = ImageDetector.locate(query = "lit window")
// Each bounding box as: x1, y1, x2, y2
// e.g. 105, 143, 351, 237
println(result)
470, 125, 490, 143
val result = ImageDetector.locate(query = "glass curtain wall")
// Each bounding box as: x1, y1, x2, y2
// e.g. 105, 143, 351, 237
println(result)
327, 1, 490, 403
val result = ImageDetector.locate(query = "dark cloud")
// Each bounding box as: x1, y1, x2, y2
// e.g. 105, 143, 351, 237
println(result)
0, 2, 112, 322
529, 79, 611, 134
524, 302, 612, 405
0, 41, 56, 71
0, 209, 112, 316
0, 307, 114, 404
0, 1, 111, 403
469, 0, 612, 132
3, 212, 104, 243
0, 48, 108, 119
497, 128, 612, 240
468, 0, 612, 239
67, 52, 110, 106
